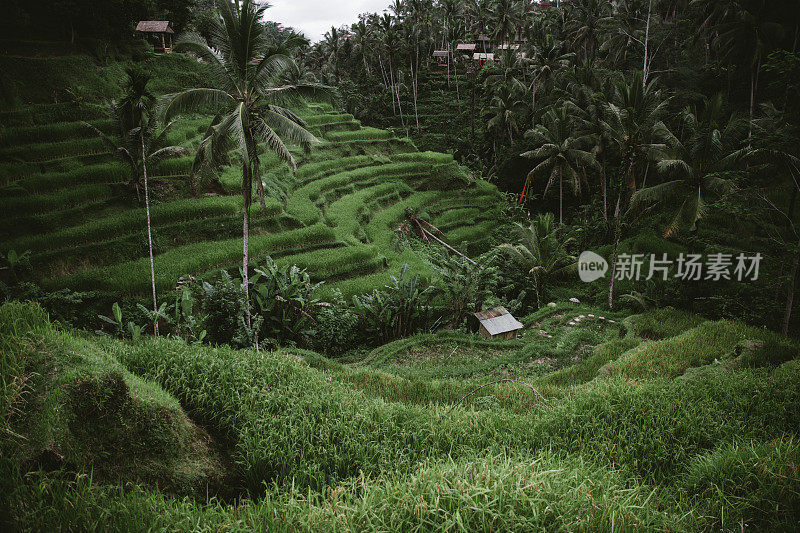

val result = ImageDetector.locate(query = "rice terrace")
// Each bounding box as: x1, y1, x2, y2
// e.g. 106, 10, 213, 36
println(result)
1, 0, 799, 531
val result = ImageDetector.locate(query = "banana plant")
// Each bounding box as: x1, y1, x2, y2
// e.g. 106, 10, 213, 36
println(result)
97, 302, 142, 342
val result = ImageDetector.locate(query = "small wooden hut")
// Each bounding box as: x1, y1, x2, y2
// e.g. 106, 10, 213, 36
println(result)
456, 43, 476, 60
432, 50, 450, 65
135, 21, 174, 53
474, 307, 523, 340
473, 52, 495, 64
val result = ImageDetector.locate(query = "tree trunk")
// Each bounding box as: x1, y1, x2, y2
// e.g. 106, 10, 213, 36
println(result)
641, 161, 650, 189
559, 169, 563, 225
642, 0, 652, 86
783, 232, 800, 336
242, 159, 253, 329
601, 166, 608, 222
411, 57, 420, 133
254, 154, 268, 214
142, 135, 158, 336
608, 192, 622, 309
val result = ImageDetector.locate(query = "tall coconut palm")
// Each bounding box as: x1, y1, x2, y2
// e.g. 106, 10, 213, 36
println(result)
85, 70, 188, 335
351, 19, 373, 75
484, 83, 528, 152
524, 36, 573, 125
630, 94, 746, 236
599, 0, 646, 69
496, 213, 577, 308
490, 0, 521, 46
521, 105, 600, 224
709, 0, 782, 133
568, 0, 613, 61
162, 0, 327, 329
601, 71, 669, 308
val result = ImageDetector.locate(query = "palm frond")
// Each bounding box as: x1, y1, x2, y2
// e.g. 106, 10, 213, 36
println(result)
162, 88, 236, 121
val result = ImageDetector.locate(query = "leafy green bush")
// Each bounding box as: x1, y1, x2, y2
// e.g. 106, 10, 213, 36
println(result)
311, 290, 360, 356
354, 264, 433, 344
202, 271, 247, 347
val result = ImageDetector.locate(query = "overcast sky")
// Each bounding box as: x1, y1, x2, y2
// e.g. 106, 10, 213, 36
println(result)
265, 0, 390, 43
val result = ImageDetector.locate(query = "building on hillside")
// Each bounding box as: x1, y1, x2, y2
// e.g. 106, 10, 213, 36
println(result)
496, 44, 520, 50
473, 52, 495, 64
456, 43, 477, 59
135, 21, 174, 53
432, 50, 450, 65
473, 307, 524, 340
476, 34, 491, 52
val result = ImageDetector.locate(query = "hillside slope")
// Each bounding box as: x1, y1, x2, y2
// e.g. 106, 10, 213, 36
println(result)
0, 55, 505, 306
2, 301, 799, 531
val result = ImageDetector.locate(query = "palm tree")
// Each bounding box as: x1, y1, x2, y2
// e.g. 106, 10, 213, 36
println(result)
600, 71, 668, 308
85, 69, 188, 335
496, 213, 577, 308
521, 106, 600, 224
630, 94, 746, 236
351, 19, 373, 75
524, 36, 573, 125
709, 0, 782, 133
599, 0, 646, 69
484, 83, 527, 153
568, 0, 613, 61
162, 0, 326, 329
490, 0, 521, 47
322, 26, 343, 82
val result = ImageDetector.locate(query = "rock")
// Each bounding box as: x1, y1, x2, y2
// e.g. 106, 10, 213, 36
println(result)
588, 314, 595, 317
569, 297, 580, 303
547, 302, 557, 307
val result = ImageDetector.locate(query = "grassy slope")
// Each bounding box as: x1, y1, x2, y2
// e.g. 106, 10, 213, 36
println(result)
0, 302, 230, 499
0, 56, 504, 306
3, 301, 799, 531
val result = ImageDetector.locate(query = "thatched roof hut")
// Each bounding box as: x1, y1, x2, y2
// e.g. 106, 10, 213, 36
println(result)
135, 21, 174, 52
473, 52, 495, 62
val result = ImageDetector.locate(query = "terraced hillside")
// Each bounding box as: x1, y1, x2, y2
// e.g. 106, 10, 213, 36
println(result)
0, 100, 505, 302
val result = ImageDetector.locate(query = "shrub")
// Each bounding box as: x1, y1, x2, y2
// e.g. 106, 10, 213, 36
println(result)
202, 271, 247, 346
311, 290, 360, 356
354, 264, 433, 344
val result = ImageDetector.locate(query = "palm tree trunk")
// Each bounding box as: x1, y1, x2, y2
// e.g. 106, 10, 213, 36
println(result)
142, 135, 158, 336
242, 160, 253, 330
608, 192, 622, 310
254, 155, 268, 214
601, 166, 608, 222
642, 0, 652, 86
783, 232, 800, 336
411, 57, 420, 133
559, 169, 563, 225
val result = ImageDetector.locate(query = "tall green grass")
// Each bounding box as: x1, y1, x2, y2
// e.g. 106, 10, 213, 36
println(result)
0, 136, 108, 161
325, 127, 394, 142
2, 196, 266, 253
0, 183, 116, 216
606, 320, 794, 379
45, 223, 337, 294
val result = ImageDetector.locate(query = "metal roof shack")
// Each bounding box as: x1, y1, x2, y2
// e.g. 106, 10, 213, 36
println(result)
474, 307, 524, 339
456, 43, 477, 51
